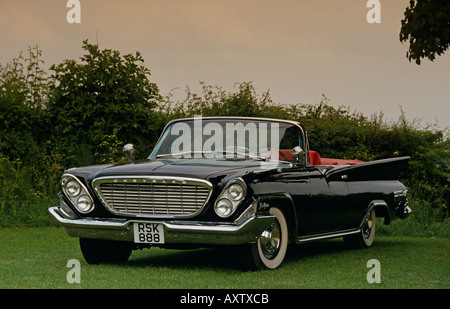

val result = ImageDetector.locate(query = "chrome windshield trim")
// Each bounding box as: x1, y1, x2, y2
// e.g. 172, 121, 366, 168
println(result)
148, 116, 308, 165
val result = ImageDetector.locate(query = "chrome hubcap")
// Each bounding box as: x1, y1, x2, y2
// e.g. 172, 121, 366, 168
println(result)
260, 222, 281, 259
363, 211, 374, 239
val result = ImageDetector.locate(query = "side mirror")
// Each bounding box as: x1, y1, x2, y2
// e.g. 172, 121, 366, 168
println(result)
291, 146, 304, 164
123, 144, 135, 163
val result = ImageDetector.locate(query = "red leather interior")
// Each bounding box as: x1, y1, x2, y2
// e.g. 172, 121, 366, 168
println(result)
278, 150, 363, 166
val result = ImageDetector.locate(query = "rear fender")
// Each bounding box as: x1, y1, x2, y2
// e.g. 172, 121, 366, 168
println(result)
365, 200, 391, 226
325, 156, 410, 182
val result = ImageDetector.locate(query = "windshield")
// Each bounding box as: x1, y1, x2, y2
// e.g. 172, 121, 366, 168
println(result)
150, 117, 303, 162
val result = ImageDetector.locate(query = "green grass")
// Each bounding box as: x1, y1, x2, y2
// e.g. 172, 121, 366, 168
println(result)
0, 227, 448, 289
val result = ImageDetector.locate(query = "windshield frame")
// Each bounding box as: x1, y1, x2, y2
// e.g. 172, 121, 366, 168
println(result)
149, 116, 308, 164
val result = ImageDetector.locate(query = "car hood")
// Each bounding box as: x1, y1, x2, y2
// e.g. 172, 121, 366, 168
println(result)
66, 158, 272, 185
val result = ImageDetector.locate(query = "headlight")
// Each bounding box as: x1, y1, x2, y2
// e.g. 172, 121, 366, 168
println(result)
65, 180, 81, 197
228, 183, 245, 201
214, 178, 247, 218
77, 194, 94, 213
61, 174, 95, 214
216, 199, 234, 217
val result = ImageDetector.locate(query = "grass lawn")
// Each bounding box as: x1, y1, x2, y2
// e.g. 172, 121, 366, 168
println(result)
0, 227, 449, 289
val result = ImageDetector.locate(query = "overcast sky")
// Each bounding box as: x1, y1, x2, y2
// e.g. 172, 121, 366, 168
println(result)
1, 0, 449, 129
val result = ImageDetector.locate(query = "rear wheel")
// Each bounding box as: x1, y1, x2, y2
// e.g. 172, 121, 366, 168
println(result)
344, 208, 376, 249
250, 207, 289, 270
79, 238, 133, 264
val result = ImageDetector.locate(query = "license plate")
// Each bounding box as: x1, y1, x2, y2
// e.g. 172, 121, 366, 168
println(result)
133, 223, 165, 244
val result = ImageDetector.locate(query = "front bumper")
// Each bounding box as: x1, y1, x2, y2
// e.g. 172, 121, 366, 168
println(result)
48, 206, 276, 246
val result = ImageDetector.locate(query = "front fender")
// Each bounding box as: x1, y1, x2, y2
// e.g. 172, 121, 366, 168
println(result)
254, 193, 297, 240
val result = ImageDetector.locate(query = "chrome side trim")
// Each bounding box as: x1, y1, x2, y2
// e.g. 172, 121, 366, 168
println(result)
296, 229, 360, 244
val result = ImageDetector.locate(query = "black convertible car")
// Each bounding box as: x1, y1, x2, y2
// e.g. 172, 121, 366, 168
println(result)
49, 117, 411, 269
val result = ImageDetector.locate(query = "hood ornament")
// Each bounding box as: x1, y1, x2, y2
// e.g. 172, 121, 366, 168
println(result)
123, 144, 135, 163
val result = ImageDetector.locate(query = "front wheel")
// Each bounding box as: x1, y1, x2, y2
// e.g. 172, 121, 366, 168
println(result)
250, 207, 289, 270
79, 238, 133, 264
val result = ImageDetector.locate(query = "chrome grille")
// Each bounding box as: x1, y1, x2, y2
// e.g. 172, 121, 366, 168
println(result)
92, 177, 212, 218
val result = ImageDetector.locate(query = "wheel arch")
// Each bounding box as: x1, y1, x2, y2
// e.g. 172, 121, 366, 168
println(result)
366, 199, 391, 226
255, 193, 297, 242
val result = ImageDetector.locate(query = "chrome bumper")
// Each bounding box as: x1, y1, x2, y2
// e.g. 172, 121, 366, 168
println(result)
48, 206, 275, 245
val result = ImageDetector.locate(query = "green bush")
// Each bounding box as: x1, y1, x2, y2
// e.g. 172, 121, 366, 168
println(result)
48, 40, 162, 165
0, 45, 48, 166
0, 154, 57, 227
0, 42, 448, 235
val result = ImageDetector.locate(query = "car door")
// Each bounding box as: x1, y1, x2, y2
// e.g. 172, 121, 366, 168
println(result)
296, 167, 352, 235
